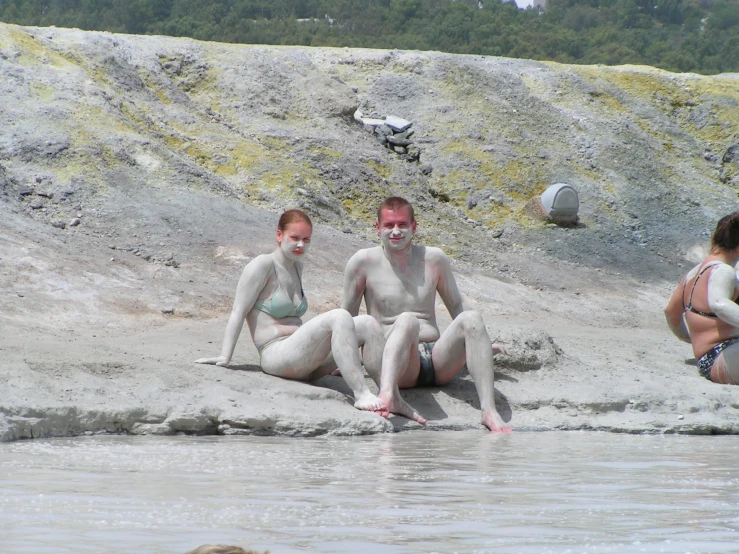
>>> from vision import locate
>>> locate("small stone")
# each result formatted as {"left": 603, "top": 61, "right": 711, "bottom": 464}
{"left": 108, "top": 244, "right": 116, "bottom": 250}
{"left": 677, "top": 415, "right": 684, "bottom": 420}
{"left": 420, "top": 164, "right": 433, "bottom": 175}
{"left": 51, "top": 220, "right": 66, "bottom": 229}
{"left": 69, "top": 218, "right": 80, "bottom": 227}
{"left": 110, "top": 257, "right": 115, "bottom": 262}
{"left": 342, "top": 228, "right": 352, "bottom": 234}
{"left": 387, "top": 135, "right": 412, "bottom": 147}
{"left": 18, "top": 187, "right": 33, "bottom": 198}
{"left": 406, "top": 146, "right": 421, "bottom": 160}
{"left": 393, "top": 146, "right": 407, "bottom": 155}
{"left": 378, "top": 125, "right": 393, "bottom": 136}
{"left": 161, "top": 307, "right": 175, "bottom": 315}
{"left": 36, "top": 191, "right": 53, "bottom": 199}
{"left": 492, "top": 230, "right": 503, "bottom": 238}
{"left": 384, "top": 115, "right": 412, "bottom": 132}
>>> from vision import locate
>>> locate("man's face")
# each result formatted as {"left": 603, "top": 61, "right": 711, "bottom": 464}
{"left": 376, "top": 206, "right": 416, "bottom": 251}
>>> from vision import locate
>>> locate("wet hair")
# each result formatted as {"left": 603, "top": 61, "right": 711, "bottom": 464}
{"left": 377, "top": 196, "right": 414, "bottom": 222}
{"left": 711, "top": 212, "right": 739, "bottom": 252}
{"left": 277, "top": 209, "right": 312, "bottom": 232}
{"left": 185, "top": 546, "right": 268, "bottom": 554}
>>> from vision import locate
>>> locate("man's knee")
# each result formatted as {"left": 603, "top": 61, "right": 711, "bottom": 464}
{"left": 354, "top": 314, "right": 382, "bottom": 334}
{"left": 457, "top": 310, "right": 488, "bottom": 338}
{"left": 395, "top": 312, "right": 420, "bottom": 337}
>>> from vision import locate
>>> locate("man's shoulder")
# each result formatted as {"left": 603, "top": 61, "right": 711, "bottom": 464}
{"left": 348, "top": 245, "right": 383, "bottom": 262}
{"left": 418, "top": 245, "right": 449, "bottom": 264}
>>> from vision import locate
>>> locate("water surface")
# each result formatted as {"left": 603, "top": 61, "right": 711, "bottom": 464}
{"left": 2, "top": 431, "right": 739, "bottom": 553}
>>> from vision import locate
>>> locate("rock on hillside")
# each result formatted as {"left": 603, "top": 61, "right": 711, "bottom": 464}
{"left": 1, "top": 22, "right": 738, "bottom": 281}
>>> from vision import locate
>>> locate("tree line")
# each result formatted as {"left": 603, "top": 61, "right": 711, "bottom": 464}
{"left": 1, "top": 0, "right": 738, "bottom": 74}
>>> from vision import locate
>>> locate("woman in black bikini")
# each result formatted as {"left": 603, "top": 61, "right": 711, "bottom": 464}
{"left": 665, "top": 212, "right": 739, "bottom": 384}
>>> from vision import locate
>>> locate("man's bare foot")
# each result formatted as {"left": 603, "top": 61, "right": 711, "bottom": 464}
{"left": 491, "top": 343, "right": 508, "bottom": 356}
{"left": 354, "top": 390, "right": 389, "bottom": 418}
{"left": 482, "top": 409, "right": 512, "bottom": 433}
{"left": 378, "top": 390, "right": 427, "bottom": 424}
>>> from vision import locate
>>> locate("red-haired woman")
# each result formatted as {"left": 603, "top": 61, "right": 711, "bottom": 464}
{"left": 665, "top": 213, "right": 739, "bottom": 384}
{"left": 196, "top": 209, "right": 386, "bottom": 413}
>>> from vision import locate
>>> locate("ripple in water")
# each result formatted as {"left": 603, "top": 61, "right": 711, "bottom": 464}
{"left": 2, "top": 431, "right": 739, "bottom": 553}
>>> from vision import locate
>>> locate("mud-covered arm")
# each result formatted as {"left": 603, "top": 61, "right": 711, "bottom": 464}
{"left": 342, "top": 251, "right": 367, "bottom": 317}
{"left": 664, "top": 276, "right": 691, "bottom": 343}
{"left": 708, "top": 264, "right": 739, "bottom": 327}
{"left": 436, "top": 251, "right": 466, "bottom": 320}
{"left": 196, "top": 256, "right": 271, "bottom": 366}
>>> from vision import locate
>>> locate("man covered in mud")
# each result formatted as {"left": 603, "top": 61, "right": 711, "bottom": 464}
{"left": 342, "top": 196, "right": 511, "bottom": 432}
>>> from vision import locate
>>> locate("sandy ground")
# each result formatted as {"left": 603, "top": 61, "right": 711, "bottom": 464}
{"left": 3, "top": 183, "right": 738, "bottom": 442}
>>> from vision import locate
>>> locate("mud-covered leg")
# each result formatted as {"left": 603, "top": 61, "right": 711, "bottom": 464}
{"left": 432, "top": 310, "right": 511, "bottom": 433}
{"left": 377, "top": 312, "right": 426, "bottom": 424}
{"left": 260, "top": 309, "right": 386, "bottom": 414}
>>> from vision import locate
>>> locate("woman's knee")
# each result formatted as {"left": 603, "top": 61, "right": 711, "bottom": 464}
{"left": 327, "top": 308, "right": 355, "bottom": 331}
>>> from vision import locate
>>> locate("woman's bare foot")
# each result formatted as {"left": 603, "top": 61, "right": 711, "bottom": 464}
{"left": 378, "top": 389, "right": 427, "bottom": 424}
{"left": 482, "top": 409, "right": 512, "bottom": 433}
{"left": 354, "top": 390, "right": 389, "bottom": 417}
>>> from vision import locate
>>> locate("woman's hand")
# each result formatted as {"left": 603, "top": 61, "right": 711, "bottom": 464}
{"left": 195, "top": 355, "right": 230, "bottom": 367}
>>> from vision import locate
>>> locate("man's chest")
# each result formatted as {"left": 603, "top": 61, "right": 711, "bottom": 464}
{"left": 364, "top": 264, "right": 437, "bottom": 307}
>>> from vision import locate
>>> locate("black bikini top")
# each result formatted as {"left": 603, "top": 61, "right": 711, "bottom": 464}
{"left": 683, "top": 262, "right": 720, "bottom": 318}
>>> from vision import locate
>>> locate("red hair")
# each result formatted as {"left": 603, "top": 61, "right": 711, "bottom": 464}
{"left": 277, "top": 209, "right": 312, "bottom": 232}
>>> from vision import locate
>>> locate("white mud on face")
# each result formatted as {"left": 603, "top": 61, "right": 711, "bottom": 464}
{"left": 2, "top": 432, "right": 739, "bottom": 554}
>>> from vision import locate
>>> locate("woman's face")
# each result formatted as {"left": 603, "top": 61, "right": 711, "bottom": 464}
{"left": 276, "top": 221, "right": 312, "bottom": 261}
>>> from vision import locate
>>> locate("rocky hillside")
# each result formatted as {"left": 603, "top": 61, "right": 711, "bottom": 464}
{"left": 2, "top": 22, "right": 738, "bottom": 283}
{"left": 5, "top": 23, "right": 739, "bottom": 440}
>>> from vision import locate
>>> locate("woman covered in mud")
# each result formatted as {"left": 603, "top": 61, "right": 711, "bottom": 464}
{"left": 665, "top": 212, "right": 739, "bottom": 384}
{"left": 196, "top": 209, "right": 387, "bottom": 415}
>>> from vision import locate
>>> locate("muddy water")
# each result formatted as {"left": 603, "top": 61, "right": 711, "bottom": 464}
{"left": 2, "top": 431, "right": 739, "bottom": 553}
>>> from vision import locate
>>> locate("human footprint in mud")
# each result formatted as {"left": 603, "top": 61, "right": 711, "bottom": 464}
{"left": 342, "top": 197, "right": 512, "bottom": 432}
{"left": 196, "top": 209, "right": 387, "bottom": 415}
{"left": 665, "top": 212, "right": 739, "bottom": 384}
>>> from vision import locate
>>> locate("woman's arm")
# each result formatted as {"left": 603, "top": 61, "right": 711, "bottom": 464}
{"left": 708, "top": 264, "right": 739, "bottom": 327}
{"left": 664, "top": 276, "right": 691, "bottom": 343}
{"left": 196, "top": 255, "right": 272, "bottom": 366}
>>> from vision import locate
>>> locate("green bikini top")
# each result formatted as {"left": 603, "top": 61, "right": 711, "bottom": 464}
{"left": 253, "top": 264, "right": 308, "bottom": 319}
